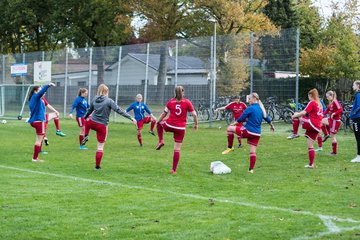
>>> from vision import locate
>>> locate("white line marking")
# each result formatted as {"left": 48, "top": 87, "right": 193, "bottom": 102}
{"left": 1, "top": 165, "right": 360, "bottom": 239}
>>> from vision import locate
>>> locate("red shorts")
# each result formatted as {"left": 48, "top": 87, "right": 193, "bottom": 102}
{"left": 31, "top": 121, "right": 46, "bottom": 135}
{"left": 76, "top": 117, "right": 86, "bottom": 127}
{"left": 160, "top": 121, "right": 186, "bottom": 143}
{"left": 136, "top": 116, "right": 152, "bottom": 130}
{"left": 235, "top": 122, "right": 243, "bottom": 128}
{"left": 86, "top": 119, "right": 108, "bottom": 143}
{"left": 301, "top": 117, "right": 320, "bottom": 141}
{"left": 328, "top": 118, "right": 341, "bottom": 134}
{"left": 235, "top": 126, "right": 260, "bottom": 146}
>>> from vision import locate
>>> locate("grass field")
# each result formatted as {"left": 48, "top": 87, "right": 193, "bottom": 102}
{"left": 1, "top": 119, "right": 360, "bottom": 239}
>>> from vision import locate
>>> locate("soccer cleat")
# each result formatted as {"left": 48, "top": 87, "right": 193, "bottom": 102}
{"left": 322, "top": 135, "right": 330, "bottom": 143}
{"left": 287, "top": 134, "right": 299, "bottom": 140}
{"left": 171, "top": 170, "right": 177, "bottom": 175}
{"left": 40, "top": 151, "right": 48, "bottom": 155}
{"left": 32, "top": 158, "right": 44, "bottom": 163}
{"left": 140, "top": 144, "right": 143, "bottom": 147}
{"left": 95, "top": 166, "right": 101, "bottom": 170}
{"left": 222, "top": 147, "right": 234, "bottom": 155}
{"left": 238, "top": 144, "right": 242, "bottom": 148}
{"left": 79, "top": 145, "right": 88, "bottom": 150}
{"left": 304, "top": 164, "right": 314, "bottom": 169}
{"left": 44, "top": 138, "right": 49, "bottom": 146}
{"left": 315, "top": 148, "right": 323, "bottom": 152}
{"left": 248, "top": 169, "right": 254, "bottom": 174}
{"left": 81, "top": 135, "right": 89, "bottom": 146}
{"left": 149, "top": 131, "right": 156, "bottom": 136}
{"left": 350, "top": 156, "right": 360, "bottom": 163}
{"left": 56, "top": 130, "right": 66, "bottom": 137}
{"left": 155, "top": 142, "right": 164, "bottom": 150}
{"left": 329, "top": 152, "right": 337, "bottom": 156}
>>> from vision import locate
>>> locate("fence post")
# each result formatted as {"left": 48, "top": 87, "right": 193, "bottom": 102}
{"left": 209, "top": 36, "right": 214, "bottom": 127}
{"left": 88, "top": 48, "right": 93, "bottom": 103}
{"left": 42, "top": 51, "right": 45, "bottom": 61}
{"left": 250, "top": 32, "right": 254, "bottom": 94}
{"left": 0, "top": 55, "right": 5, "bottom": 116}
{"left": 114, "top": 46, "right": 122, "bottom": 121}
{"left": 63, "top": 48, "right": 69, "bottom": 117}
{"left": 213, "top": 23, "right": 217, "bottom": 105}
{"left": 295, "top": 28, "right": 300, "bottom": 111}
{"left": 144, "top": 43, "right": 150, "bottom": 104}
{"left": 175, "top": 40, "right": 178, "bottom": 87}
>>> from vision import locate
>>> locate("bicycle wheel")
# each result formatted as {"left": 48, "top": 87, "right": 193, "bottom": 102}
{"left": 266, "top": 108, "right": 274, "bottom": 121}
{"left": 225, "top": 111, "right": 234, "bottom": 125}
{"left": 282, "top": 108, "right": 294, "bottom": 124}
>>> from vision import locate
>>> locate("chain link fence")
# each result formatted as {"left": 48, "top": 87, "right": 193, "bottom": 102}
{"left": 0, "top": 28, "right": 300, "bottom": 125}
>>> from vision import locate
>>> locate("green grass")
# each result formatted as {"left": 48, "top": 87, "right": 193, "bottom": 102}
{"left": 1, "top": 119, "right": 360, "bottom": 239}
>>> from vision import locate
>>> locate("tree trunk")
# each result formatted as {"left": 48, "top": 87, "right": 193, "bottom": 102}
{"left": 94, "top": 47, "right": 105, "bottom": 86}
{"left": 156, "top": 43, "right": 168, "bottom": 104}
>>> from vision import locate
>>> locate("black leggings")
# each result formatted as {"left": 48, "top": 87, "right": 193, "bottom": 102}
{"left": 352, "top": 118, "right": 360, "bottom": 155}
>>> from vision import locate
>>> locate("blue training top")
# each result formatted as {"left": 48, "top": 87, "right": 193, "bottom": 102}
{"left": 237, "top": 103, "right": 271, "bottom": 135}
{"left": 350, "top": 92, "right": 360, "bottom": 119}
{"left": 126, "top": 102, "right": 152, "bottom": 121}
{"left": 70, "top": 96, "right": 89, "bottom": 117}
{"left": 28, "top": 85, "right": 50, "bottom": 123}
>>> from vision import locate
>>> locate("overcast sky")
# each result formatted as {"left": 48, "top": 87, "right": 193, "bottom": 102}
{"left": 312, "top": 0, "right": 358, "bottom": 18}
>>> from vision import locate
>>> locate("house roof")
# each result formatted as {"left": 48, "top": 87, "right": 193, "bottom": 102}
{"left": 108, "top": 53, "right": 208, "bottom": 74}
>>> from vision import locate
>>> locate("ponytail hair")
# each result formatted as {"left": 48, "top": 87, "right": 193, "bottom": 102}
{"left": 326, "top": 90, "right": 337, "bottom": 104}
{"left": 174, "top": 86, "right": 184, "bottom": 101}
{"left": 251, "top": 92, "right": 267, "bottom": 118}
{"left": 308, "top": 88, "right": 322, "bottom": 111}
{"left": 97, "top": 84, "right": 109, "bottom": 96}
{"left": 78, "top": 88, "right": 88, "bottom": 96}
{"left": 28, "top": 86, "right": 41, "bottom": 101}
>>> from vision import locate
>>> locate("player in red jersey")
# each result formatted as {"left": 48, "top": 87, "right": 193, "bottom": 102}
{"left": 321, "top": 91, "right": 343, "bottom": 155}
{"left": 155, "top": 86, "right": 198, "bottom": 175}
{"left": 216, "top": 96, "right": 247, "bottom": 149}
{"left": 289, "top": 88, "right": 324, "bottom": 168}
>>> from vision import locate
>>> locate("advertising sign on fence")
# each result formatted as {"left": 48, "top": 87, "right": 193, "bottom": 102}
{"left": 11, "top": 64, "right": 28, "bottom": 77}
{"left": 34, "top": 61, "right": 52, "bottom": 84}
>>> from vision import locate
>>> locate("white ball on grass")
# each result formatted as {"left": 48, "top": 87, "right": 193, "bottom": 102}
{"left": 1, "top": 120, "right": 7, "bottom": 124}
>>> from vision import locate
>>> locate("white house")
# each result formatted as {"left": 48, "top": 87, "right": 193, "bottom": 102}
{"left": 105, "top": 53, "right": 210, "bottom": 86}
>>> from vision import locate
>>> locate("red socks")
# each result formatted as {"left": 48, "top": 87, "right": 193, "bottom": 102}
{"left": 172, "top": 150, "right": 180, "bottom": 172}
{"left": 317, "top": 136, "right": 322, "bottom": 148}
{"left": 54, "top": 118, "right": 60, "bottom": 131}
{"left": 249, "top": 152, "right": 256, "bottom": 170}
{"left": 150, "top": 120, "right": 156, "bottom": 132}
{"left": 33, "top": 145, "right": 41, "bottom": 159}
{"left": 227, "top": 131, "right": 234, "bottom": 148}
{"left": 137, "top": 133, "right": 143, "bottom": 145}
{"left": 293, "top": 118, "right": 300, "bottom": 134}
{"left": 157, "top": 123, "right": 164, "bottom": 143}
{"left": 321, "top": 125, "right": 329, "bottom": 136}
{"left": 79, "top": 135, "right": 84, "bottom": 145}
{"left": 308, "top": 147, "right": 315, "bottom": 166}
{"left": 332, "top": 141, "right": 337, "bottom": 154}
{"left": 96, "top": 150, "right": 103, "bottom": 168}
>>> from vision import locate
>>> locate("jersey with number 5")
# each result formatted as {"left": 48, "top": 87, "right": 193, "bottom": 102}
{"left": 164, "top": 98, "right": 195, "bottom": 129}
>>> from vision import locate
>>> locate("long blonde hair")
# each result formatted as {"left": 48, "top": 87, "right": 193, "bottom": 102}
{"left": 251, "top": 92, "right": 267, "bottom": 118}
{"left": 308, "top": 88, "right": 322, "bottom": 110}
{"left": 174, "top": 86, "right": 184, "bottom": 101}
{"left": 97, "top": 84, "right": 109, "bottom": 96}
{"left": 326, "top": 90, "right": 337, "bottom": 104}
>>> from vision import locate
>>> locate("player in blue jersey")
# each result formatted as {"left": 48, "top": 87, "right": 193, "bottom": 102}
{"left": 350, "top": 80, "right": 360, "bottom": 162}
{"left": 27, "top": 82, "right": 55, "bottom": 162}
{"left": 222, "top": 92, "right": 275, "bottom": 173}
{"left": 69, "top": 88, "right": 89, "bottom": 149}
{"left": 126, "top": 94, "right": 156, "bottom": 146}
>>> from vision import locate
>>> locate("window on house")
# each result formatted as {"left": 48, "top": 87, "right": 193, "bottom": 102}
{"left": 78, "top": 81, "right": 86, "bottom": 87}
{"left": 166, "top": 76, "right": 172, "bottom": 85}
